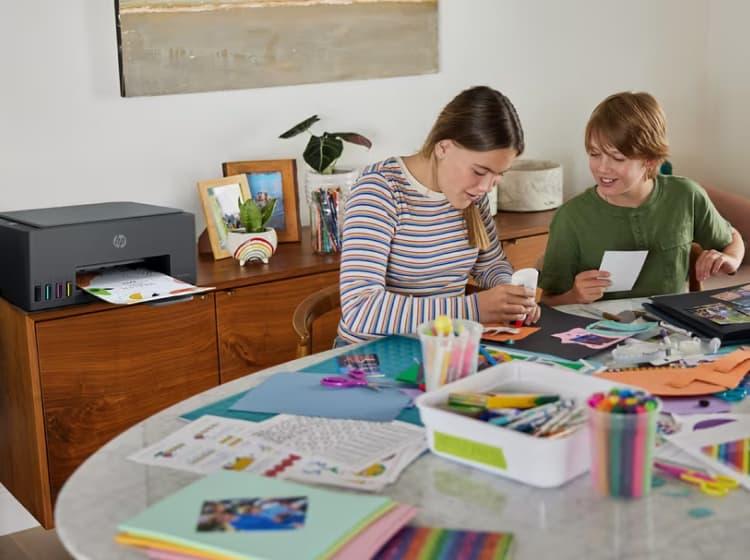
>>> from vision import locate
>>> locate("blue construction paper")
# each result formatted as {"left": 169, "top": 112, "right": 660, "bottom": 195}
{"left": 228, "top": 372, "right": 412, "bottom": 422}
{"left": 180, "top": 389, "right": 422, "bottom": 425}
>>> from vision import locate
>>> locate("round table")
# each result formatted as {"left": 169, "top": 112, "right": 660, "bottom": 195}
{"left": 55, "top": 346, "right": 750, "bottom": 560}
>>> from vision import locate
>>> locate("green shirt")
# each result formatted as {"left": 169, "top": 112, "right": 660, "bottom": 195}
{"left": 539, "top": 175, "right": 733, "bottom": 299}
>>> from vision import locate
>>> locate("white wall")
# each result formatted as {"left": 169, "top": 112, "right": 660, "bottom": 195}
{"left": 0, "top": 0, "right": 713, "bottom": 235}
{"left": 701, "top": 2, "right": 750, "bottom": 196}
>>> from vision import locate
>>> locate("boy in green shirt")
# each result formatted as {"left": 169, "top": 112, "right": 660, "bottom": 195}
{"left": 540, "top": 92, "right": 744, "bottom": 304}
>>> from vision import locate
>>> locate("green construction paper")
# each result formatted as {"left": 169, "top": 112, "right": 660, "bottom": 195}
{"left": 118, "top": 471, "right": 394, "bottom": 560}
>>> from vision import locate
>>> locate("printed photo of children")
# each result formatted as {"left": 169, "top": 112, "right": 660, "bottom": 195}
{"left": 196, "top": 496, "right": 308, "bottom": 532}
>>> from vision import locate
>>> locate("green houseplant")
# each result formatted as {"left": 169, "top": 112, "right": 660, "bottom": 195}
{"left": 279, "top": 115, "right": 372, "bottom": 174}
{"left": 279, "top": 115, "right": 373, "bottom": 254}
{"left": 226, "top": 197, "right": 279, "bottom": 266}
{"left": 237, "top": 197, "right": 277, "bottom": 233}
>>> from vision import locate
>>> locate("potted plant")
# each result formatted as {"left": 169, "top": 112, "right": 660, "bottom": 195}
{"left": 280, "top": 115, "right": 372, "bottom": 254}
{"left": 225, "top": 197, "right": 279, "bottom": 265}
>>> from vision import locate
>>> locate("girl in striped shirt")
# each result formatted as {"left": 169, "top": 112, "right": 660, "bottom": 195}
{"left": 337, "top": 86, "right": 540, "bottom": 344}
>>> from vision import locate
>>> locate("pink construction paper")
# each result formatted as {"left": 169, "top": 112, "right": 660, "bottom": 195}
{"left": 331, "top": 504, "right": 417, "bottom": 560}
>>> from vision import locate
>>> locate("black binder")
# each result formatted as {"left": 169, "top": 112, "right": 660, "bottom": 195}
{"left": 645, "top": 283, "right": 750, "bottom": 344}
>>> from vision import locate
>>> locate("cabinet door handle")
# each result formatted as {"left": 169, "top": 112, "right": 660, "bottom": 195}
{"left": 147, "top": 295, "right": 195, "bottom": 307}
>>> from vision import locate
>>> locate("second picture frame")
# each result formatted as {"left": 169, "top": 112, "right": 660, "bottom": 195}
{"left": 222, "top": 159, "right": 301, "bottom": 243}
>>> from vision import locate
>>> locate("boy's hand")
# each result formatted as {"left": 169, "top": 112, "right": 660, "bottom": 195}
{"left": 571, "top": 270, "right": 611, "bottom": 303}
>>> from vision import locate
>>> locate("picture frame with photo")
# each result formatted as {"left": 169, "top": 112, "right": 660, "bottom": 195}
{"left": 222, "top": 159, "right": 301, "bottom": 243}
{"left": 197, "top": 174, "right": 252, "bottom": 260}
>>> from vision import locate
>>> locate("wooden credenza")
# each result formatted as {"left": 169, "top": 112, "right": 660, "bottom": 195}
{"left": 0, "top": 211, "right": 553, "bottom": 528}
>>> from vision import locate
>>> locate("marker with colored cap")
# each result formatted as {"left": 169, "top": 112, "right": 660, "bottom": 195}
{"left": 485, "top": 393, "right": 559, "bottom": 409}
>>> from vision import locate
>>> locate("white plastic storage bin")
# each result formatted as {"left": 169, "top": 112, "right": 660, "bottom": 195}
{"left": 415, "top": 361, "right": 632, "bottom": 488}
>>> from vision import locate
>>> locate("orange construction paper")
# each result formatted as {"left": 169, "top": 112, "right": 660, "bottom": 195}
{"left": 596, "top": 349, "right": 750, "bottom": 396}
{"left": 482, "top": 326, "right": 540, "bottom": 342}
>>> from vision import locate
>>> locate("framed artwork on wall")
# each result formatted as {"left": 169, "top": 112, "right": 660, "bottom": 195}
{"left": 197, "top": 174, "right": 251, "bottom": 260}
{"left": 115, "top": 0, "right": 438, "bottom": 96}
{"left": 222, "top": 159, "right": 301, "bottom": 243}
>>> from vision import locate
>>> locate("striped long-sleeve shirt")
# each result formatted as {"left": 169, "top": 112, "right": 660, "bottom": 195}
{"left": 337, "top": 157, "right": 514, "bottom": 344}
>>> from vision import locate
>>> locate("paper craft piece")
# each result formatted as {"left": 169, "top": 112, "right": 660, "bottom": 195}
{"left": 666, "top": 413, "right": 750, "bottom": 489}
{"left": 228, "top": 372, "right": 411, "bottom": 423}
{"left": 599, "top": 250, "right": 648, "bottom": 292}
{"left": 597, "top": 349, "right": 750, "bottom": 396}
{"left": 688, "top": 302, "right": 750, "bottom": 325}
{"left": 491, "top": 305, "right": 603, "bottom": 361}
{"left": 274, "top": 442, "right": 427, "bottom": 492}
{"left": 660, "top": 396, "right": 731, "bottom": 415}
{"left": 337, "top": 354, "right": 381, "bottom": 375}
{"left": 552, "top": 327, "right": 629, "bottom": 349}
{"left": 128, "top": 415, "right": 284, "bottom": 474}
{"left": 482, "top": 325, "right": 540, "bottom": 342}
{"left": 373, "top": 526, "right": 514, "bottom": 560}
{"left": 701, "top": 438, "right": 750, "bottom": 476}
{"left": 116, "top": 471, "right": 398, "bottom": 560}
{"left": 77, "top": 267, "right": 212, "bottom": 305}
{"left": 713, "top": 284, "right": 750, "bottom": 302}
{"left": 245, "top": 414, "right": 425, "bottom": 471}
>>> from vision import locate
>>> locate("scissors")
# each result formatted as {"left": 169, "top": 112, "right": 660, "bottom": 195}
{"left": 654, "top": 461, "right": 739, "bottom": 496}
{"left": 320, "top": 369, "right": 381, "bottom": 391}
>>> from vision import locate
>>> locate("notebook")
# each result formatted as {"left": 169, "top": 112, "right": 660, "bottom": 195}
{"left": 116, "top": 471, "right": 402, "bottom": 560}
{"left": 647, "top": 283, "right": 750, "bottom": 343}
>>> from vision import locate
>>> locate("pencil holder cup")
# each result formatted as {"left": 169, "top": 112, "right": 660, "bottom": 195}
{"left": 587, "top": 390, "right": 661, "bottom": 498}
{"left": 305, "top": 168, "right": 358, "bottom": 254}
{"left": 417, "top": 318, "right": 482, "bottom": 392}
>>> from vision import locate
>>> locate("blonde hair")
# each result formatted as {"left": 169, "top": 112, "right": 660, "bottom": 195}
{"left": 421, "top": 86, "right": 524, "bottom": 250}
{"left": 585, "top": 91, "right": 670, "bottom": 179}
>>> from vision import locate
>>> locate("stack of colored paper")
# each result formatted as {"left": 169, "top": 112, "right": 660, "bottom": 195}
{"left": 115, "top": 471, "right": 417, "bottom": 560}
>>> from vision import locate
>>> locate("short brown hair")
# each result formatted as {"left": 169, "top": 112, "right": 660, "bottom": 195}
{"left": 585, "top": 92, "right": 669, "bottom": 179}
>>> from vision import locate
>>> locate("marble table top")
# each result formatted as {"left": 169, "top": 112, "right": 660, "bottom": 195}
{"left": 55, "top": 343, "right": 750, "bottom": 560}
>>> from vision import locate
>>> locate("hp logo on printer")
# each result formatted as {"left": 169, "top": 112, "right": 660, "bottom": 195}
{"left": 113, "top": 234, "right": 128, "bottom": 249}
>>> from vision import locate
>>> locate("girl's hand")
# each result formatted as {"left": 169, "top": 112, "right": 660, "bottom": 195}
{"left": 524, "top": 303, "right": 541, "bottom": 325}
{"left": 477, "top": 284, "right": 536, "bottom": 324}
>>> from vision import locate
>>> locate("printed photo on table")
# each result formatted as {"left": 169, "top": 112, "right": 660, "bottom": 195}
{"left": 196, "top": 496, "right": 308, "bottom": 532}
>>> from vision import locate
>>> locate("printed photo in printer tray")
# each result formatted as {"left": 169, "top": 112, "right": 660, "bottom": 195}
{"left": 196, "top": 496, "right": 308, "bottom": 532}
{"left": 688, "top": 303, "right": 750, "bottom": 325}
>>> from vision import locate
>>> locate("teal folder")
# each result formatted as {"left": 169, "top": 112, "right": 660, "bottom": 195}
{"left": 182, "top": 335, "right": 423, "bottom": 426}
{"left": 118, "top": 471, "right": 395, "bottom": 560}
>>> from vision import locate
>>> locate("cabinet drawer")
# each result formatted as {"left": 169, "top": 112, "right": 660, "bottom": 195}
{"left": 37, "top": 294, "right": 219, "bottom": 500}
{"left": 215, "top": 271, "right": 339, "bottom": 383}
{"left": 502, "top": 234, "right": 549, "bottom": 271}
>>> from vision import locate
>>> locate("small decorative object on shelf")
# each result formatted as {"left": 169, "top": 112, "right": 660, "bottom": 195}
{"left": 226, "top": 197, "right": 279, "bottom": 265}
{"left": 280, "top": 115, "right": 372, "bottom": 254}
{"left": 498, "top": 160, "right": 563, "bottom": 212}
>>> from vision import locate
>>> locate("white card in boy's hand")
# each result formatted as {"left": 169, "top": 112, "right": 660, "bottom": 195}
{"left": 599, "top": 250, "right": 648, "bottom": 292}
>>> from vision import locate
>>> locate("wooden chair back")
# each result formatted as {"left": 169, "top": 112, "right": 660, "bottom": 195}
{"left": 292, "top": 284, "right": 341, "bottom": 358}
